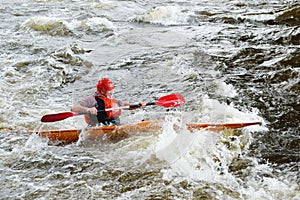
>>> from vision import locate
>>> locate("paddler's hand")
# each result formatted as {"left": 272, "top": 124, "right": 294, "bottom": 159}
{"left": 139, "top": 102, "right": 146, "bottom": 108}
{"left": 87, "top": 107, "right": 98, "bottom": 115}
{"left": 129, "top": 102, "right": 146, "bottom": 110}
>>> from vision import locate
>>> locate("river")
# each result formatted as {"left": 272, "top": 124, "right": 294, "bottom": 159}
{"left": 0, "top": 0, "right": 299, "bottom": 199}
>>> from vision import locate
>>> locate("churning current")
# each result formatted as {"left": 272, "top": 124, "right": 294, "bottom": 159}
{"left": 0, "top": 0, "right": 299, "bottom": 199}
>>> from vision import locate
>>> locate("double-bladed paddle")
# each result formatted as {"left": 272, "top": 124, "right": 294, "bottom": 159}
{"left": 41, "top": 93, "right": 185, "bottom": 123}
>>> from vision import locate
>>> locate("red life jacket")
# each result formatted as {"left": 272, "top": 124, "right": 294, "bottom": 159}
{"left": 97, "top": 96, "right": 121, "bottom": 118}
{"left": 84, "top": 95, "right": 121, "bottom": 126}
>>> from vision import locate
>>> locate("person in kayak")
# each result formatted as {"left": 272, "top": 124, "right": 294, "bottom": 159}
{"left": 71, "top": 78, "right": 146, "bottom": 126}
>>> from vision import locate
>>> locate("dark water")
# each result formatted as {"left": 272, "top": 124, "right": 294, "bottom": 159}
{"left": 0, "top": 0, "right": 299, "bottom": 199}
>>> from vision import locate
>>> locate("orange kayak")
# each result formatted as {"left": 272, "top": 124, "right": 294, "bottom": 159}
{"left": 28, "top": 120, "right": 262, "bottom": 142}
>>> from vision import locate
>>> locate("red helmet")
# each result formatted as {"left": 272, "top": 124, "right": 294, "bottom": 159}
{"left": 96, "top": 78, "right": 114, "bottom": 92}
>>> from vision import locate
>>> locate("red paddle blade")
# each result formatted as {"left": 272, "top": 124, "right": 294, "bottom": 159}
{"left": 156, "top": 94, "right": 186, "bottom": 107}
{"left": 41, "top": 112, "right": 79, "bottom": 122}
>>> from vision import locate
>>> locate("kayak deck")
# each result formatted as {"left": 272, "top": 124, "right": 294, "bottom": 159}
{"left": 28, "top": 120, "right": 262, "bottom": 142}
{"left": 30, "top": 120, "right": 162, "bottom": 142}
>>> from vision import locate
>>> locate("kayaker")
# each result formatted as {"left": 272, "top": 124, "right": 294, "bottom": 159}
{"left": 71, "top": 78, "right": 146, "bottom": 126}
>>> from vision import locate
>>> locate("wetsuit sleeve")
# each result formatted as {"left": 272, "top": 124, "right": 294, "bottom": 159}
{"left": 78, "top": 96, "right": 97, "bottom": 108}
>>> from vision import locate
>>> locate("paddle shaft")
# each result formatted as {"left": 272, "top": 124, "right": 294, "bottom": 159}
{"left": 41, "top": 103, "right": 159, "bottom": 122}
{"left": 78, "top": 102, "right": 155, "bottom": 113}
{"left": 41, "top": 94, "right": 185, "bottom": 122}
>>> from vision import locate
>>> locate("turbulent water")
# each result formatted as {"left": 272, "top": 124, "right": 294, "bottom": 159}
{"left": 0, "top": 0, "right": 299, "bottom": 199}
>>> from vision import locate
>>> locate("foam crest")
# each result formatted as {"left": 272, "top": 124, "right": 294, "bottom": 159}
{"left": 197, "top": 95, "right": 266, "bottom": 125}
{"left": 72, "top": 17, "right": 116, "bottom": 32}
{"left": 20, "top": 16, "right": 72, "bottom": 36}
{"left": 20, "top": 16, "right": 116, "bottom": 36}
{"left": 132, "top": 6, "right": 190, "bottom": 25}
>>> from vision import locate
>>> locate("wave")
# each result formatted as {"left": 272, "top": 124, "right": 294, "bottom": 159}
{"left": 130, "top": 6, "right": 190, "bottom": 26}
{"left": 20, "top": 16, "right": 116, "bottom": 36}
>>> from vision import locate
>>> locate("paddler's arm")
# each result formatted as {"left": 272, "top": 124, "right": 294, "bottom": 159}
{"left": 71, "top": 96, "right": 98, "bottom": 115}
{"left": 71, "top": 103, "right": 98, "bottom": 115}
